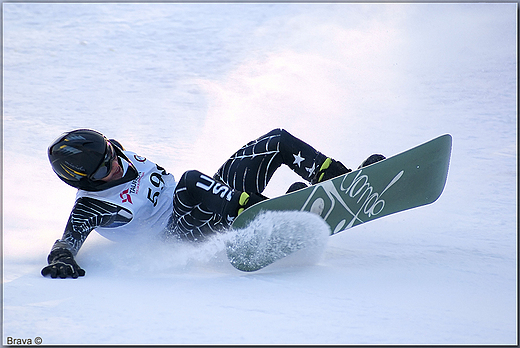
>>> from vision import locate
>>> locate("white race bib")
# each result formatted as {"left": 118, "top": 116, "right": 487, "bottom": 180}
{"left": 76, "top": 151, "right": 176, "bottom": 241}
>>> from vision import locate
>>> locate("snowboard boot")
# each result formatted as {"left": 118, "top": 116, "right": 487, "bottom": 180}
{"left": 310, "top": 157, "right": 351, "bottom": 185}
{"left": 237, "top": 192, "right": 267, "bottom": 215}
{"left": 286, "top": 181, "right": 308, "bottom": 194}
{"left": 358, "top": 154, "right": 386, "bottom": 169}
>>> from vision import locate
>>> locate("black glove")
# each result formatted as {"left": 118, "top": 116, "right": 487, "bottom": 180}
{"left": 41, "top": 248, "right": 85, "bottom": 279}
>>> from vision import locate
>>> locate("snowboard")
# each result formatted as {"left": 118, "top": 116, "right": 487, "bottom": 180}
{"left": 226, "top": 134, "right": 452, "bottom": 272}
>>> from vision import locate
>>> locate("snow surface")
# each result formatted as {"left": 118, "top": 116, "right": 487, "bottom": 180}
{"left": 2, "top": 2, "right": 517, "bottom": 345}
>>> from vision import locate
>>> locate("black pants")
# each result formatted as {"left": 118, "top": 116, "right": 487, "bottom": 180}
{"left": 166, "top": 129, "right": 327, "bottom": 241}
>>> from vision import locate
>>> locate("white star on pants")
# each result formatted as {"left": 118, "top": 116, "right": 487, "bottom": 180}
{"left": 306, "top": 162, "right": 316, "bottom": 177}
{"left": 293, "top": 151, "right": 305, "bottom": 167}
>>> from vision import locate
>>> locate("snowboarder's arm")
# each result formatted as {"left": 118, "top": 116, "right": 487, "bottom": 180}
{"left": 41, "top": 196, "right": 129, "bottom": 278}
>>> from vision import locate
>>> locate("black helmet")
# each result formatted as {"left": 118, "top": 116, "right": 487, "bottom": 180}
{"left": 48, "top": 129, "right": 135, "bottom": 191}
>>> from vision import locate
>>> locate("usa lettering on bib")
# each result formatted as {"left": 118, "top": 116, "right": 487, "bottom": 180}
{"left": 76, "top": 151, "right": 176, "bottom": 241}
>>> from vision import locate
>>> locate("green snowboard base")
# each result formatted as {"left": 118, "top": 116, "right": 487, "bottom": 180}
{"left": 227, "top": 134, "right": 452, "bottom": 272}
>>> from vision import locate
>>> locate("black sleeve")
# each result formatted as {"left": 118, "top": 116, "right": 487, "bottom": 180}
{"left": 49, "top": 197, "right": 133, "bottom": 257}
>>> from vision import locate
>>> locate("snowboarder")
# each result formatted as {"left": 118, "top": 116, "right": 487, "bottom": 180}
{"left": 42, "top": 128, "right": 384, "bottom": 279}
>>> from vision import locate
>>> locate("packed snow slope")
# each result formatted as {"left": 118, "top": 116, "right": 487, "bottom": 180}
{"left": 2, "top": 3, "right": 517, "bottom": 345}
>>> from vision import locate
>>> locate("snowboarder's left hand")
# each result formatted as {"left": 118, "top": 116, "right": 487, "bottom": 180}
{"left": 41, "top": 248, "right": 85, "bottom": 279}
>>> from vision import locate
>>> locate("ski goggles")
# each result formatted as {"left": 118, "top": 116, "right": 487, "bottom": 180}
{"left": 90, "top": 141, "right": 117, "bottom": 181}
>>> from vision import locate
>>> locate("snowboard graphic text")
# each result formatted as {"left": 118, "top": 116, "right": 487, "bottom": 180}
{"left": 301, "top": 169, "right": 404, "bottom": 234}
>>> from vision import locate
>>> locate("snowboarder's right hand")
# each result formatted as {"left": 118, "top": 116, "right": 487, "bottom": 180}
{"left": 41, "top": 248, "right": 85, "bottom": 279}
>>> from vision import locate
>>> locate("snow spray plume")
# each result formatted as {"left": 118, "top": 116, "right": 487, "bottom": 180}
{"left": 226, "top": 211, "right": 331, "bottom": 271}
{"left": 81, "top": 211, "right": 330, "bottom": 275}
